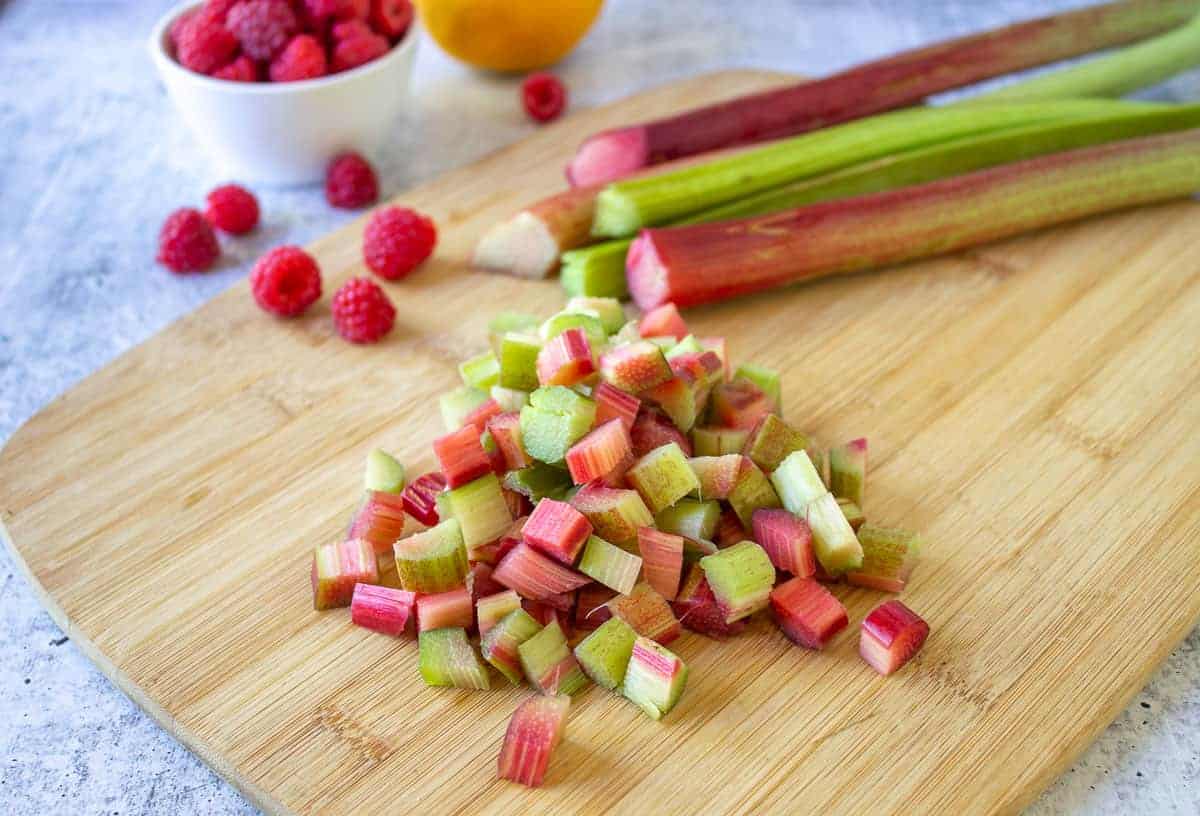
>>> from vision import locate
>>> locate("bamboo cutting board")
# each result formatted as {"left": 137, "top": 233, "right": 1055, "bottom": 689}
{"left": 3, "top": 70, "right": 1200, "bottom": 816}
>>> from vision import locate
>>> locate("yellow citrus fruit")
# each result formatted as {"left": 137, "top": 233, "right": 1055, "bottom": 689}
{"left": 416, "top": 0, "right": 604, "bottom": 73}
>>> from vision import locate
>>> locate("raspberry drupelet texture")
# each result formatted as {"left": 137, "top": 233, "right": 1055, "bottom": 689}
{"left": 157, "top": 208, "right": 220, "bottom": 273}
{"left": 522, "top": 73, "right": 568, "bottom": 123}
{"left": 226, "top": 0, "right": 299, "bottom": 61}
{"left": 363, "top": 206, "right": 436, "bottom": 280}
{"left": 370, "top": 0, "right": 413, "bottom": 39}
{"left": 250, "top": 246, "right": 323, "bottom": 317}
{"left": 270, "top": 34, "right": 328, "bottom": 81}
{"left": 175, "top": 12, "right": 239, "bottom": 74}
{"left": 332, "top": 277, "right": 396, "bottom": 343}
{"left": 325, "top": 152, "right": 379, "bottom": 209}
{"left": 212, "top": 54, "right": 259, "bottom": 82}
{"left": 205, "top": 184, "right": 260, "bottom": 235}
{"left": 332, "top": 31, "right": 389, "bottom": 72}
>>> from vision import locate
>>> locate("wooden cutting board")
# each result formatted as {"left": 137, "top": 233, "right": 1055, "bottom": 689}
{"left": 3, "top": 70, "right": 1200, "bottom": 816}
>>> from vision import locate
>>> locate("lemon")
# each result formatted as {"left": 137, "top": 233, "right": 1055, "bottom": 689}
{"left": 417, "top": 0, "right": 603, "bottom": 73}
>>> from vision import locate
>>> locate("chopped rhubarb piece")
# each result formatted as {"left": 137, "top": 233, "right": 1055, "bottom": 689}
{"left": 539, "top": 310, "right": 607, "bottom": 349}
{"left": 418, "top": 627, "right": 490, "bottom": 689}
{"left": 469, "top": 563, "right": 507, "bottom": 603}
{"left": 805, "top": 492, "right": 864, "bottom": 576}
{"left": 770, "top": 450, "right": 827, "bottom": 514}
{"left": 596, "top": 449, "right": 635, "bottom": 488}
{"left": 347, "top": 490, "right": 409, "bottom": 559}
{"left": 829, "top": 437, "right": 868, "bottom": 507}
{"left": 637, "top": 527, "right": 684, "bottom": 600}
{"left": 728, "top": 456, "right": 782, "bottom": 527}
{"left": 688, "top": 454, "right": 742, "bottom": 500}
{"left": 504, "top": 462, "right": 572, "bottom": 502}
{"left": 493, "top": 542, "right": 592, "bottom": 601}
{"left": 499, "top": 332, "right": 543, "bottom": 391}
{"left": 771, "top": 576, "right": 848, "bottom": 649}
{"left": 654, "top": 499, "right": 720, "bottom": 542}
{"left": 536, "top": 327, "right": 596, "bottom": 386}
{"left": 364, "top": 449, "right": 406, "bottom": 494}
{"left": 626, "top": 442, "right": 701, "bottom": 513}
{"left": 743, "top": 414, "right": 809, "bottom": 473}
{"left": 578, "top": 535, "right": 643, "bottom": 595}
{"left": 518, "top": 619, "right": 590, "bottom": 695}
{"left": 489, "top": 312, "right": 540, "bottom": 350}
{"left": 640, "top": 375, "right": 704, "bottom": 433}
{"left": 566, "top": 295, "right": 626, "bottom": 332}
{"left": 845, "top": 524, "right": 921, "bottom": 592}
{"left": 575, "top": 583, "right": 617, "bottom": 630}
{"left": 630, "top": 407, "right": 692, "bottom": 457}
{"left": 491, "top": 385, "right": 530, "bottom": 413}
{"left": 497, "top": 694, "right": 570, "bottom": 788}
{"left": 487, "top": 412, "right": 531, "bottom": 470}
{"left": 417, "top": 586, "right": 474, "bottom": 632}
{"left": 573, "top": 617, "right": 637, "bottom": 690}
{"left": 709, "top": 379, "right": 774, "bottom": 430}
{"left": 434, "top": 425, "right": 493, "bottom": 489}
{"left": 459, "top": 349, "right": 502, "bottom": 390}
{"left": 837, "top": 497, "right": 866, "bottom": 531}
{"left": 691, "top": 425, "right": 749, "bottom": 456}
{"left": 445, "top": 473, "right": 513, "bottom": 561}
{"left": 440, "top": 385, "right": 490, "bottom": 431}
{"left": 671, "top": 563, "right": 747, "bottom": 639}
{"left": 752, "top": 508, "right": 816, "bottom": 577}
{"left": 393, "top": 519, "right": 468, "bottom": 593}
{"left": 520, "top": 386, "right": 597, "bottom": 465}
{"left": 350, "top": 583, "right": 415, "bottom": 636}
{"left": 664, "top": 334, "right": 702, "bottom": 360}
{"left": 523, "top": 498, "right": 593, "bottom": 565}
{"left": 402, "top": 471, "right": 447, "bottom": 526}
{"left": 599, "top": 341, "right": 673, "bottom": 393}
{"left": 622, "top": 636, "right": 688, "bottom": 720}
{"left": 462, "top": 398, "right": 504, "bottom": 434}
{"left": 312, "top": 539, "right": 378, "bottom": 610}
{"left": 681, "top": 536, "right": 718, "bottom": 563}
{"left": 638, "top": 302, "right": 688, "bottom": 341}
{"left": 860, "top": 599, "right": 930, "bottom": 676}
{"left": 608, "top": 582, "right": 681, "bottom": 644}
{"left": 481, "top": 608, "right": 542, "bottom": 683}
{"left": 566, "top": 419, "right": 633, "bottom": 485}
{"left": 734, "top": 364, "right": 781, "bottom": 410}
{"left": 570, "top": 483, "right": 654, "bottom": 549}
{"left": 715, "top": 506, "right": 749, "bottom": 548}
{"left": 524, "top": 595, "right": 575, "bottom": 629}
{"left": 502, "top": 487, "right": 532, "bottom": 520}
{"left": 699, "top": 541, "right": 774, "bottom": 623}
{"left": 475, "top": 590, "right": 523, "bottom": 633}
{"left": 592, "top": 382, "right": 641, "bottom": 431}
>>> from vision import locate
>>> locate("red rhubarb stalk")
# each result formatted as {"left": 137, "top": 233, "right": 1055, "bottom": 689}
{"left": 627, "top": 127, "right": 1200, "bottom": 310}
{"left": 565, "top": 0, "right": 1200, "bottom": 186}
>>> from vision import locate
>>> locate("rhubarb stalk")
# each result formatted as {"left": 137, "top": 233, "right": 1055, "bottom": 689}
{"left": 565, "top": 0, "right": 1199, "bottom": 186}
{"left": 627, "top": 127, "right": 1200, "bottom": 310}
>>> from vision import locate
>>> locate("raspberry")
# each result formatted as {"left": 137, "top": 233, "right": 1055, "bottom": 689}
{"left": 205, "top": 184, "right": 260, "bottom": 234}
{"left": 339, "top": 0, "right": 370, "bottom": 20}
{"left": 363, "top": 206, "right": 436, "bottom": 280}
{"left": 522, "top": 73, "right": 567, "bottom": 123}
{"left": 331, "top": 31, "right": 389, "bottom": 72}
{"left": 331, "top": 18, "right": 371, "bottom": 41}
{"left": 269, "top": 34, "right": 327, "bottom": 82}
{"left": 212, "top": 54, "right": 258, "bottom": 82}
{"left": 331, "top": 277, "right": 396, "bottom": 343}
{"left": 226, "top": 0, "right": 298, "bottom": 61}
{"left": 203, "top": 0, "right": 241, "bottom": 22}
{"left": 157, "top": 208, "right": 220, "bottom": 274}
{"left": 175, "top": 13, "right": 239, "bottom": 74}
{"left": 325, "top": 152, "right": 379, "bottom": 209}
{"left": 168, "top": 9, "right": 199, "bottom": 53}
{"left": 369, "top": 0, "right": 413, "bottom": 39}
{"left": 250, "top": 246, "right": 322, "bottom": 317}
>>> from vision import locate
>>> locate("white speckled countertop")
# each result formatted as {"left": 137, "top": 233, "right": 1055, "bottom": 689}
{"left": 1, "top": 1, "right": 1197, "bottom": 813}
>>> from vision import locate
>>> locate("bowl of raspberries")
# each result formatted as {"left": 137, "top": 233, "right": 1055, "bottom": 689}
{"left": 151, "top": 0, "right": 417, "bottom": 185}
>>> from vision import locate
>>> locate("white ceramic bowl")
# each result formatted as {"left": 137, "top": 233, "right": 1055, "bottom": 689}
{"left": 149, "top": 2, "right": 417, "bottom": 186}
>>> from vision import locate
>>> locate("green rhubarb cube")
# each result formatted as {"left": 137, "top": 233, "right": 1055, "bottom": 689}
{"left": 626, "top": 442, "right": 701, "bottom": 513}
{"left": 728, "top": 458, "right": 781, "bottom": 527}
{"left": 664, "top": 334, "right": 703, "bottom": 360}
{"left": 419, "top": 627, "right": 490, "bottom": 690}
{"left": 807, "top": 491, "right": 863, "bottom": 575}
{"left": 743, "top": 414, "right": 809, "bottom": 473}
{"left": 770, "top": 450, "right": 827, "bottom": 514}
{"left": 364, "top": 449, "right": 405, "bottom": 494}
{"left": 393, "top": 519, "right": 468, "bottom": 593}
{"left": 488, "top": 312, "right": 539, "bottom": 353}
{"left": 699, "top": 541, "right": 774, "bottom": 622}
{"left": 654, "top": 499, "right": 720, "bottom": 541}
{"left": 439, "top": 385, "right": 489, "bottom": 431}
{"left": 621, "top": 636, "right": 688, "bottom": 720}
{"left": 539, "top": 310, "right": 607, "bottom": 350}
{"left": 734, "top": 363, "right": 781, "bottom": 409}
{"left": 503, "top": 462, "right": 573, "bottom": 502}
{"left": 520, "top": 386, "right": 597, "bottom": 465}
{"left": 459, "top": 350, "right": 501, "bottom": 390}
{"left": 499, "top": 332, "right": 543, "bottom": 391}
{"left": 519, "top": 619, "right": 590, "bottom": 696}
{"left": 445, "top": 473, "right": 512, "bottom": 560}
{"left": 566, "top": 296, "right": 626, "bottom": 334}
{"left": 574, "top": 617, "right": 637, "bottom": 690}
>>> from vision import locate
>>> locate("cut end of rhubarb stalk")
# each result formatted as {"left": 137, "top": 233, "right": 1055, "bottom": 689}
{"left": 481, "top": 607, "right": 543, "bottom": 684}
{"left": 476, "top": 589, "right": 523, "bottom": 638}
{"left": 350, "top": 583, "right": 415, "bottom": 636}
{"left": 752, "top": 508, "right": 816, "bottom": 577}
{"left": 770, "top": 576, "right": 848, "bottom": 650}
{"left": 393, "top": 519, "right": 469, "bottom": 594}
{"left": 570, "top": 483, "right": 655, "bottom": 548}
{"left": 402, "top": 471, "right": 448, "bottom": 527}
{"left": 418, "top": 627, "right": 490, "bottom": 690}
{"left": 364, "top": 449, "right": 406, "bottom": 494}
{"left": 497, "top": 694, "right": 570, "bottom": 788}
{"left": 698, "top": 540, "right": 775, "bottom": 623}
{"left": 519, "top": 619, "right": 590, "bottom": 696}
{"left": 473, "top": 211, "right": 563, "bottom": 279}
{"left": 445, "top": 473, "right": 513, "bottom": 561}
{"left": 578, "top": 535, "right": 643, "bottom": 595}
{"left": 312, "top": 539, "right": 379, "bottom": 611}
{"left": 845, "top": 523, "right": 921, "bottom": 593}
{"left": 626, "top": 442, "right": 701, "bottom": 513}
{"left": 608, "top": 582, "right": 682, "bottom": 644}
{"left": 621, "top": 636, "right": 689, "bottom": 720}
{"left": 600, "top": 340, "right": 673, "bottom": 393}
{"left": 625, "top": 232, "right": 669, "bottom": 311}
{"left": 573, "top": 616, "right": 638, "bottom": 690}
{"left": 860, "top": 599, "right": 929, "bottom": 675}
{"left": 672, "top": 563, "right": 747, "bottom": 639}
{"left": 566, "top": 128, "right": 649, "bottom": 187}
{"left": 417, "top": 586, "right": 474, "bottom": 632}
{"left": 524, "top": 498, "right": 593, "bottom": 565}
{"left": 566, "top": 419, "right": 633, "bottom": 485}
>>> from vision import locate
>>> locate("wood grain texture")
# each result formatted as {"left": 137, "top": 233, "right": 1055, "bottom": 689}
{"left": 3, "top": 70, "right": 1199, "bottom": 816}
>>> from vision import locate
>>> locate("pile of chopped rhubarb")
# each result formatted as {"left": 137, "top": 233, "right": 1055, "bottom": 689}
{"left": 311, "top": 297, "right": 930, "bottom": 787}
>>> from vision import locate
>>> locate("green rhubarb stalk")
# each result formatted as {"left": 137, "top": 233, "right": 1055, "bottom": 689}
{"left": 969, "top": 13, "right": 1200, "bottom": 104}
{"left": 591, "top": 99, "right": 1141, "bottom": 237}
{"left": 628, "top": 126, "right": 1200, "bottom": 310}
{"left": 564, "top": 100, "right": 1200, "bottom": 292}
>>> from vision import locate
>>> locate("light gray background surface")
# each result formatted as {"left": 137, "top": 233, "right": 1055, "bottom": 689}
{"left": 1, "top": 1, "right": 1197, "bottom": 813}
